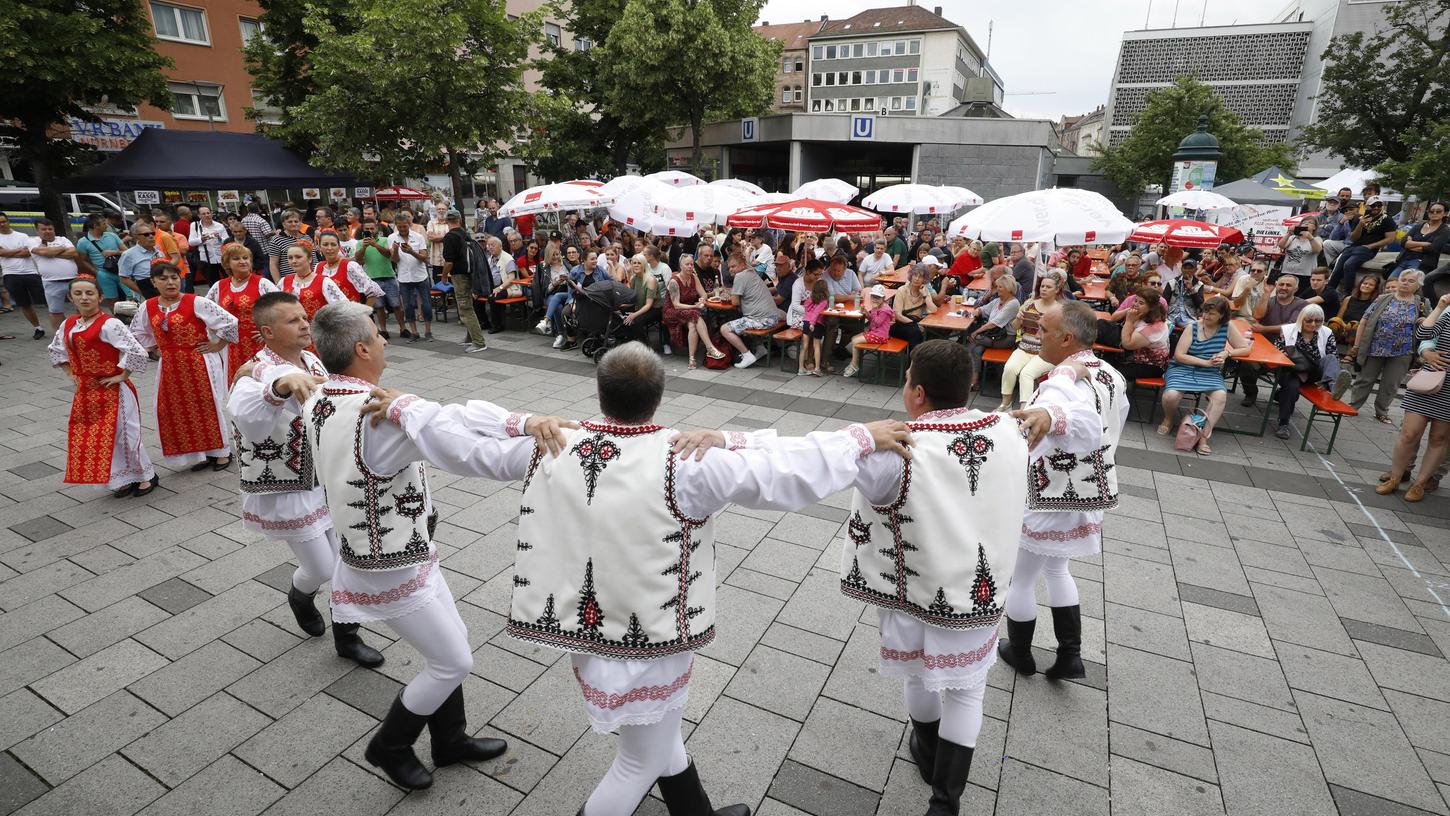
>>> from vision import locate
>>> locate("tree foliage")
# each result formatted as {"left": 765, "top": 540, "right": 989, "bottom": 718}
{"left": 0, "top": 0, "right": 172, "bottom": 234}
{"left": 1299, "top": 0, "right": 1450, "bottom": 199}
{"left": 1091, "top": 76, "right": 1297, "bottom": 197}
{"left": 601, "top": 0, "right": 779, "bottom": 173}
{"left": 242, "top": 0, "right": 361, "bottom": 156}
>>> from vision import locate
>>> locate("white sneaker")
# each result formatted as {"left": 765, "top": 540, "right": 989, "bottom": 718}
{"left": 464, "top": 342, "right": 487, "bottom": 353}
{"left": 662, "top": 344, "right": 673, "bottom": 355}
{"left": 842, "top": 363, "right": 859, "bottom": 378}
{"left": 535, "top": 319, "right": 550, "bottom": 335}
{"left": 733, "top": 351, "right": 758, "bottom": 369}
{"left": 552, "top": 334, "right": 565, "bottom": 349}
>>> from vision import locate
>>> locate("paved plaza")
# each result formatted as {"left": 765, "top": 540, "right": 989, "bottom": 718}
{"left": 2, "top": 309, "right": 1449, "bottom": 816}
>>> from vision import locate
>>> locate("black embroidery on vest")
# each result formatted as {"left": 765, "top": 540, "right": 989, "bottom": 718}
{"left": 622, "top": 614, "right": 650, "bottom": 647}
{"left": 929, "top": 587, "right": 955, "bottom": 616}
{"left": 310, "top": 395, "right": 335, "bottom": 438}
{"left": 335, "top": 414, "right": 431, "bottom": 571}
{"left": 569, "top": 432, "right": 622, "bottom": 505}
{"left": 576, "top": 559, "right": 605, "bottom": 638}
{"left": 946, "top": 429, "right": 994, "bottom": 494}
{"left": 969, "top": 544, "right": 1000, "bottom": 618}
{"left": 660, "top": 529, "right": 705, "bottom": 626}
{"left": 848, "top": 511, "right": 872, "bottom": 548}
{"left": 536, "top": 594, "right": 560, "bottom": 630}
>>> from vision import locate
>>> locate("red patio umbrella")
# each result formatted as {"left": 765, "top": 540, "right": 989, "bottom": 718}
{"left": 1127, "top": 219, "right": 1244, "bottom": 248}
{"left": 372, "top": 186, "right": 432, "bottom": 201}
{"left": 725, "top": 198, "right": 881, "bottom": 232}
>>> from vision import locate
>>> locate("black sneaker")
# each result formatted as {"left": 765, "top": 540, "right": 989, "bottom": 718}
{"left": 380, "top": 329, "right": 390, "bottom": 340}
{"left": 32, "top": 327, "right": 44, "bottom": 340}
{"left": 400, "top": 329, "right": 412, "bottom": 340}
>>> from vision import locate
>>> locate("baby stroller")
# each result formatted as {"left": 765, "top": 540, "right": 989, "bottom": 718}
{"left": 567, "top": 278, "right": 635, "bottom": 362}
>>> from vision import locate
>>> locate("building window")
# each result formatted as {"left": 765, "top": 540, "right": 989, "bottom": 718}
{"left": 866, "top": 42, "right": 877, "bottom": 56}
{"left": 850, "top": 98, "right": 861, "bottom": 111}
{"left": 170, "top": 81, "right": 225, "bottom": 121}
{"left": 575, "top": 36, "right": 592, "bottom": 51}
{"left": 880, "top": 42, "right": 892, "bottom": 56}
{"left": 909, "top": 39, "right": 921, "bottom": 54}
{"left": 896, "top": 40, "right": 907, "bottom": 54}
{"left": 853, "top": 43, "right": 864, "bottom": 57}
{"left": 782, "top": 58, "right": 792, "bottom": 73}
{"left": 907, "top": 68, "right": 918, "bottom": 82}
{"left": 825, "top": 45, "right": 836, "bottom": 59}
{"left": 864, "top": 69, "right": 875, "bottom": 84}
{"left": 851, "top": 71, "right": 862, "bottom": 85}
{"left": 250, "top": 89, "right": 283, "bottom": 125}
{"left": 794, "top": 87, "right": 803, "bottom": 101}
{"left": 891, "top": 96, "right": 902, "bottom": 110}
{"left": 794, "top": 58, "right": 803, "bottom": 72}
{"left": 151, "top": 2, "right": 209, "bottom": 45}
{"left": 864, "top": 97, "right": 876, "bottom": 110}
{"left": 824, "top": 73, "right": 834, "bottom": 86}
{"left": 239, "top": 17, "right": 264, "bottom": 43}
{"left": 893, "top": 68, "right": 905, "bottom": 83}
{"left": 812, "top": 73, "right": 822, "bottom": 86}
{"left": 905, "top": 96, "right": 917, "bottom": 110}
{"left": 543, "top": 22, "right": 561, "bottom": 47}
{"left": 782, "top": 88, "right": 791, "bottom": 103}
{"left": 812, "top": 45, "right": 823, "bottom": 60}
{"left": 837, "top": 71, "right": 847, "bottom": 85}
{"left": 812, "top": 99, "right": 822, "bottom": 112}
{"left": 825, "top": 99, "right": 836, "bottom": 111}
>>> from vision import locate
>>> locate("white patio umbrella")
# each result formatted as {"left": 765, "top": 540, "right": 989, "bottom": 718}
{"left": 938, "top": 186, "right": 985, "bottom": 208}
{"left": 1315, "top": 168, "right": 1402, "bottom": 202}
{"left": 792, "top": 177, "right": 858, "bottom": 203}
{"left": 654, "top": 184, "right": 757, "bottom": 225}
{"left": 946, "top": 188, "right": 1135, "bottom": 245}
{"left": 862, "top": 183, "right": 978, "bottom": 214}
{"left": 644, "top": 170, "right": 705, "bottom": 187}
{"left": 599, "top": 176, "right": 651, "bottom": 198}
{"left": 606, "top": 178, "right": 675, "bottom": 229}
{"left": 646, "top": 217, "right": 701, "bottom": 237}
{"left": 1155, "top": 189, "right": 1238, "bottom": 211}
{"left": 500, "top": 182, "right": 613, "bottom": 217}
{"left": 709, "top": 178, "right": 768, "bottom": 196}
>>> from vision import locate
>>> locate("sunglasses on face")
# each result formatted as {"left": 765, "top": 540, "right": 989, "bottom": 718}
{"left": 135, "top": 231, "right": 155, "bottom": 236}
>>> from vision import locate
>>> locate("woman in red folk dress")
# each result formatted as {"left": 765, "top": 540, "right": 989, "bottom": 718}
{"left": 129, "top": 262, "right": 239, "bottom": 472}
{"left": 49, "top": 277, "right": 158, "bottom": 497}
{"left": 280, "top": 241, "right": 348, "bottom": 320}
{"left": 316, "top": 230, "right": 382, "bottom": 305}
{"left": 206, "top": 242, "right": 278, "bottom": 382}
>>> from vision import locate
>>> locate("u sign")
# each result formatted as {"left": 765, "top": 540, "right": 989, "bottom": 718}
{"left": 850, "top": 114, "right": 875, "bottom": 141}
{"left": 741, "top": 117, "right": 758, "bottom": 143}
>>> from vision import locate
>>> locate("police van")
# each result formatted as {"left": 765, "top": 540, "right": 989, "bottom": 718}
{"left": 0, "top": 185, "right": 130, "bottom": 235}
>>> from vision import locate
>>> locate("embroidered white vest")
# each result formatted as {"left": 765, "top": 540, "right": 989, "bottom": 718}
{"left": 1027, "top": 356, "right": 1125, "bottom": 513}
{"left": 235, "top": 349, "right": 325, "bottom": 494}
{"left": 305, "top": 377, "right": 435, "bottom": 571}
{"left": 509, "top": 421, "right": 718, "bottom": 660}
{"left": 841, "top": 410, "right": 1028, "bottom": 630}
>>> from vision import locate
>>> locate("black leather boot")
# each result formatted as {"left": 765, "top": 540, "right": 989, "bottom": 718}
{"left": 429, "top": 686, "right": 507, "bottom": 767}
{"left": 996, "top": 616, "right": 1037, "bottom": 676}
{"left": 656, "top": 759, "right": 750, "bottom": 816}
{"left": 333, "top": 622, "right": 384, "bottom": 667}
{"left": 287, "top": 585, "right": 325, "bottom": 637}
{"left": 909, "top": 718, "right": 940, "bottom": 784}
{"left": 926, "top": 738, "right": 975, "bottom": 815}
{"left": 364, "top": 692, "right": 433, "bottom": 790}
{"left": 1043, "top": 605, "right": 1086, "bottom": 680}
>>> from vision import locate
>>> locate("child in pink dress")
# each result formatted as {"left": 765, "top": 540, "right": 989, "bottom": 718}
{"left": 799, "top": 278, "right": 830, "bottom": 376}
{"left": 844, "top": 285, "right": 895, "bottom": 378}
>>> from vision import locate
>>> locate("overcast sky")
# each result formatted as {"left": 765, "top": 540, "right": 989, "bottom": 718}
{"left": 758, "top": 0, "right": 1281, "bottom": 120}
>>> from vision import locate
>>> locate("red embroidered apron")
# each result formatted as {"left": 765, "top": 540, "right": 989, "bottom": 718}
{"left": 284, "top": 273, "right": 329, "bottom": 320}
{"left": 63, "top": 315, "right": 135, "bottom": 484}
{"left": 317, "top": 260, "right": 362, "bottom": 303}
{"left": 217, "top": 275, "right": 265, "bottom": 382}
{"left": 149, "top": 295, "right": 225, "bottom": 456}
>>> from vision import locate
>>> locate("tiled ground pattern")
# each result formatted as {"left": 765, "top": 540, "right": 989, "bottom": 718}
{"left": 2, "top": 311, "right": 1449, "bottom": 816}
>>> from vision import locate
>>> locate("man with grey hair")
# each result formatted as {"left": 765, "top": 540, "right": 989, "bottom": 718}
{"left": 999, "top": 300, "right": 1127, "bottom": 685}
{"left": 368, "top": 340, "right": 913, "bottom": 816}
{"left": 292, "top": 301, "right": 574, "bottom": 790}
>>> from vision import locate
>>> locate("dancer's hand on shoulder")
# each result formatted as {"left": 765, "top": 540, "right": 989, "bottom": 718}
{"left": 670, "top": 430, "right": 726, "bottom": 461}
{"left": 361, "top": 387, "right": 406, "bottom": 426}
{"left": 865, "top": 420, "right": 914, "bottom": 459}
{"left": 525, "top": 415, "right": 580, "bottom": 457}
{"left": 1010, "top": 406, "right": 1052, "bottom": 449}
{"left": 233, "top": 362, "right": 256, "bottom": 384}
{"left": 273, "top": 372, "right": 326, "bottom": 403}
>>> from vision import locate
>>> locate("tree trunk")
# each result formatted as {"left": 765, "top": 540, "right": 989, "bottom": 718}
{"left": 21, "top": 121, "right": 71, "bottom": 239}
{"left": 446, "top": 148, "right": 465, "bottom": 207}
{"left": 612, "top": 140, "right": 630, "bottom": 177}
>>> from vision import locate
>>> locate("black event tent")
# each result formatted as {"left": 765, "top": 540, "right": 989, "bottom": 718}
{"left": 64, "top": 129, "right": 355, "bottom": 191}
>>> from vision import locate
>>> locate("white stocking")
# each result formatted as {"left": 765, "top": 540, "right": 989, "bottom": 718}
{"left": 583, "top": 708, "right": 690, "bottom": 816}
{"left": 938, "top": 684, "right": 986, "bottom": 747}
{"left": 287, "top": 529, "right": 337, "bottom": 595}
{"left": 903, "top": 675, "right": 942, "bottom": 723}
{"left": 1005, "top": 549, "right": 1079, "bottom": 621}
{"left": 384, "top": 580, "right": 473, "bottom": 716}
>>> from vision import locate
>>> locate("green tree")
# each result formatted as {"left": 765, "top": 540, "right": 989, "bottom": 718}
{"left": 242, "top": 0, "right": 361, "bottom": 156}
{"left": 601, "top": 0, "right": 779, "bottom": 173}
{"left": 1299, "top": 0, "right": 1450, "bottom": 199}
{"left": 272, "top": 0, "right": 533, "bottom": 202}
{"left": 1377, "top": 120, "right": 1450, "bottom": 201}
{"left": 1091, "top": 76, "right": 1297, "bottom": 197}
{"left": 0, "top": 0, "right": 172, "bottom": 235}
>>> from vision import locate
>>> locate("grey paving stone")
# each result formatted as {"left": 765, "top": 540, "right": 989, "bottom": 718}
{"left": 124, "top": 691, "right": 273, "bottom": 787}
{"left": 0, "top": 636, "right": 74, "bottom": 697}
{"left": 759, "top": 623, "right": 845, "bottom": 667}
{"left": 135, "top": 755, "right": 285, "bottom": 816}
{"left": 1176, "top": 582, "right": 1259, "bottom": 616}
{"left": 0, "top": 688, "right": 62, "bottom": 752}
{"left": 29, "top": 637, "right": 168, "bottom": 714}
{"left": 682, "top": 653, "right": 734, "bottom": 725}
{"left": 227, "top": 637, "right": 359, "bottom": 718}
{"left": 1102, "top": 552, "right": 1181, "bottom": 618}
{"left": 741, "top": 537, "right": 821, "bottom": 582}
{"left": 1190, "top": 641, "right": 1295, "bottom": 712}
{"left": 688, "top": 697, "right": 801, "bottom": 808}
{"left": 1106, "top": 644, "right": 1209, "bottom": 747}
{"left": 0, "top": 559, "right": 94, "bottom": 611}
{"left": 259, "top": 757, "right": 404, "bottom": 816}
{"left": 251, "top": 563, "right": 295, "bottom": 594}
{"left": 1356, "top": 640, "right": 1450, "bottom": 700}
{"left": 12, "top": 690, "right": 167, "bottom": 785}
{"left": 777, "top": 569, "right": 860, "bottom": 642}
{"left": 137, "top": 576, "right": 213, "bottom": 614}
{"left": 1334, "top": 784, "right": 1448, "bottom": 816}
{"left": 724, "top": 644, "right": 829, "bottom": 722}
{"left": 1004, "top": 669, "right": 1108, "bottom": 786}
{"left": 8, "top": 515, "right": 72, "bottom": 543}
{"left": 1232, "top": 537, "right": 1314, "bottom": 577}
{"left": 56, "top": 546, "right": 205, "bottom": 614}
{"left": 765, "top": 759, "right": 879, "bottom": 816}
{"left": 129, "top": 639, "right": 261, "bottom": 717}
{"left": 1171, "top": 541, "right": 1250, "bottom": 596}
{"left": 1345, "top": 621, "right": 1442, "bottom": 661}
{"left": 181, "top": 538, "right": 292, "bottom": 595}
{"left": 1209, "top": 719, "right": 1335, "bottom": 816}
{"left": 1295, "top": 690, "right": 1447, "bottom": 813}
{"left": 1384, "top": 690, "right": 1450, "bottom": 757}
{"left": 1315, "top": 565, "right": 1423, "bottom": 632}
{"left": 9, "top": 461, "right": 59, "bottom": 480}
{"left": 818, "top": 623, "right": 905, "bottom": 721}
{"left": 726, "top": 567, "right": 803, "bottom": 601}
{"left": 491, "top": 658, "right": 589, "bottom": 755}
{"left": 386, "top": 763, "right": 524, "bottom": 815}
{"left": 235, "top": 693, "right": 377, "bottom": 788}
{"left": 219, "top": 619, "right": 303, "bottom": 663}
{"left": 508, "top": 728, "right": 617, "bottom": 816}
{"left": 1274, "top": 641, "right": 1388, "bottom": 710}
{"left": 1105, "top": 601, "right": 1191, "bottom": 661}
{"left": 789, "top": 697, "right": 899, "bottom": 791}
{"left": 1110, "top": 755, "right": 1225, "bottom": 816}
{"left": 471, "top": 642, "right": 548, "bottom": 692}
{"left": 0, "top": 752, "right": 48, "bottom": 815}
{"left": 995, "top": 759, "right": 1108, "bottom": 816}
{"left": 323, "top": 667, "right": 404, "bottom": 721}
{"left": 698, "top": 584, "right": 785, "bottom": 667}
{"left": 135, "top": 580, "right": 283, "bottom": 659}
{"left": 0, "top": 594, "right": 84, "bottom": 652}
{"left": 1251, "top": 582, "right": 1356, "bottom": 655}
{"left": 11, "top": 754, "right": 165, "bottom": 816}
{"left": 47, "top": 596, "right": 170, "bottom": 657}
{"left": 1109, "top": 722, "right": 1218, "bottom": 785}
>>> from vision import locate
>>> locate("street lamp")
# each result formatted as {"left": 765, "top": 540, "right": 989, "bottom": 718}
{"left": 1164, "top": 114, "right": 1222, "bottom": 212}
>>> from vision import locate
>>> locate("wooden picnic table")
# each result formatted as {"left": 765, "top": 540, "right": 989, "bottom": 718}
{"left": 875, "top": 268, "right": 909, "bottom": 285}
{"left": 1080, "top": 278, "right": 1109, "bottom": 302}
{"left": 920, "top": 301, "right": 976, "bottom": 333}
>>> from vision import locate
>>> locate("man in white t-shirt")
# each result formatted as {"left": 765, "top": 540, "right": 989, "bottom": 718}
{"left": 0, "top": 213, "right": 48, "bottom": 339}
{"left": 390, "top": 210, "right": 434, "bottom": 341}
{"left": 28, "top": 218, "right": 80, "bottom": 330}
{"left": 859, "top": 242, "right": 893, "bottom": 285}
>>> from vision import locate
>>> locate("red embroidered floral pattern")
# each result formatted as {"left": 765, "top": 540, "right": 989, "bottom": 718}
{"left": 581, "top": 419, "right": 663, "bottom": 436}
{"left": 1022, "top": 521, "right": 1102, "bottom": 541}
{"left": 243, "top": 504, "right": 330, "bottom": 530}
{"left": 724, "top": 430, "right": 748, "bottom": 451}
{"left": 848, "top": 424, "right": 873, "bottom": 458}
{"left": 574, "top": 664, "right": 693, "bottom": 710}
{"left": 907, "top": 414, "right": 1001, "bottom": 433}
{"left": 331, "top": 553, "right": 437, "bottom": 606}
{"left": 880, "top": 632, "right": 998, "bottom": 669}
{"left": 505, "top": 412, "right": 528, "bottom": 437}
{"left": 1047, "top": 405, "right": 1067, "bottom": 437}
{"left": 388, "top": 395, "right": 420, "bottom": 424}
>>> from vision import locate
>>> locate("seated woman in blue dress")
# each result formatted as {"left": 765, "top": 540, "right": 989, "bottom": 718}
{"left": 1157, "top": 295, "right": 1252, "bottom": 455}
